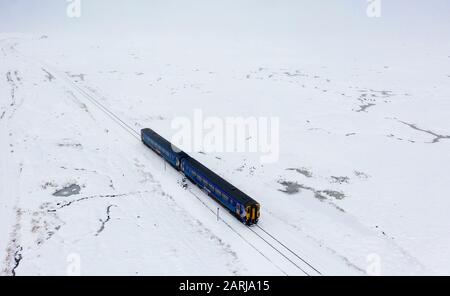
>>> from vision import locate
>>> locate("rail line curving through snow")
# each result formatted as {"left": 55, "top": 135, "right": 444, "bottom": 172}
{"left": 10, "top": 41, "right": 322, "bottom": 276}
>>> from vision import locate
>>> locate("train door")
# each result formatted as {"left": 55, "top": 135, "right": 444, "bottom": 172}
{"left": 236, "top": 204, "right": 246, "bottom": 222}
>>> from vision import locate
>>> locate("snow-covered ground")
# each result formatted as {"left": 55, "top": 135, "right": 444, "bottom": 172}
{"left": 1, "top": 1, "right": 450, "bottom": 275}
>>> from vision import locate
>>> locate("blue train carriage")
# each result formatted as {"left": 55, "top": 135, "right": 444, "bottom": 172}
{"left": 141, "top": 128, "right": 188, "bottom": 170}
{"left": 181, "top": 157, "right": 260, "bottom": 225}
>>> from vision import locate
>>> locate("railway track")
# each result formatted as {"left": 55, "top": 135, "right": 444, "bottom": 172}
{"left": 14, "top": 44, "right": 322, "bottom": 276}
{"left": 252, "top": 225, "right": 321, "bottom": 275}
{"left": 188, "top": 187, "right": 321, "bottom": 276}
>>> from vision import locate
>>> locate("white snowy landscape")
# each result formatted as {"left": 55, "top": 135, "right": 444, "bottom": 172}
{"left": 1, "top": 0, "right": 450, "bottom": 276}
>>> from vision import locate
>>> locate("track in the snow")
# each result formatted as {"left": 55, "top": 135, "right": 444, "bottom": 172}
{"left": 253, "top": 225, "right": 321, "bottom": 275}
{"left": 187, "top": 187, "right": 321, "bottom": 276}
{"left": 26, "top": 52, "right": 322, "bottom": 276}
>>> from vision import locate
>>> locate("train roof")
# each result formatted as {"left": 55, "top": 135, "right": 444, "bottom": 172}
{"left": 184, "top": 156, "right": 258, "bottom": 206}
{"left": 141, "top": 128, "right": 187, "bottom": 157}
{"left": 142, "top": 128, "right": 258, "bottom": 206}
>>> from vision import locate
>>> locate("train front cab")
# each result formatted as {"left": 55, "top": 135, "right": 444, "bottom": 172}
{"left": 245, "top": 203, "right": 260, "bottom": 225}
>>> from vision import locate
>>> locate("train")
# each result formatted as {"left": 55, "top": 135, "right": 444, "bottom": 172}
{"left": 141, "top": 128, "right": 260, "bottom": 225}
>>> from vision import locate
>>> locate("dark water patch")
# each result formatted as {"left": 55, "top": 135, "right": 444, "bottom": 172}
{"left": 354, "top": 88, "right": 395, "bottom": 113}
{"left": 53, "top": 184, "right": 81, "bottom": 197}
{"left": 286, "top": 167, "right": 313, "bottom": 178}
{"left": 354, "top": 171, "right": 370, "bottom": 179}
{"left": 278, "top": 181, "right": 346, "bottom": 201}
{"left": 397, "top": 119, "right": 450, "bottom": 143}
{"left": 284, "top": 71, "right": 303, "bottom": 77}
{"left": 356, "top": 103, "right": 376, "bottom": 113}
{"left": 322, "top": 190, "right": 346, "bottom": 200}
{"left": 42, "top": 181, "right": 58, "bottom": 190}
{"left": 6, "top": 71, "right": 13, "bottom": 83}
{"left": 11, "top": 246, "right": 23, "bottom": 276}
{"left": 330, "top": 176, "right": 350, "bottom": 184}
{"left": 42, "top": 68, "right": 55, "bottom": 82}
{"left": 278, "top": 181, "right": 302, "bottom": 194}
{"left": 371, "top": 89, "right": 393, "bottom": 97}
{"left": 14, "top": 71, "right": 21, "bottom": 82}
{"left": 66, "top": 72, "right": 86, "bottom": 81}
{"left": 95, "top": 205, "right": 117, "bottom": 236}
{"left": 50, "top": 192, "right": 145, "bottom": 212}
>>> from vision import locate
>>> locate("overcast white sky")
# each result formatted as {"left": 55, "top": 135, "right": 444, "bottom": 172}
{"left": 1, "top": 1, "right": 449, "bottom": 36}
{"left": 1, "top": 1, "right": 449, "bottom": 64}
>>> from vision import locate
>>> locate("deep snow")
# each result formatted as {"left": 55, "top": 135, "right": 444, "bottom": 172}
{"left": 1, "top": 1, "right": 450, "bottom": 275}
